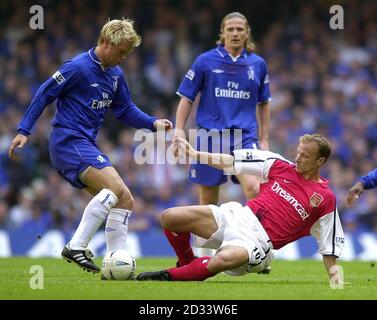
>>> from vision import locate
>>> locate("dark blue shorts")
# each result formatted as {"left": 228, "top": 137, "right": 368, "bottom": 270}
{"left": 189, "top": 129, "right": 258, "bottom": 186}
{"left": 49, "top": 127, "right": 112, "bottom": 189}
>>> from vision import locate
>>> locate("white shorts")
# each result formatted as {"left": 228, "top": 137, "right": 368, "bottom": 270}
{"left": 192, "top": 202, "right": 274, "bottom": 275}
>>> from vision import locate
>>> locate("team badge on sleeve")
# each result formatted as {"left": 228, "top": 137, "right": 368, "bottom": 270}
{"left": 246, "top": 151, "right": 253, "bottom": 160}
{"left": 310, "top": 192, "right": 324, "bottom": 207}
{"left": 52, "top": 71, "right": 65, "bottom": 84}
{"left": 185, "top": 69, "right": 195, "bottom": 80}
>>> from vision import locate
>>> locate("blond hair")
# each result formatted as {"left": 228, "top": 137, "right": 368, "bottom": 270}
{"left": 98, "top": 18, "right": 141, "bottom": 47}
{"left": 299, "top": 134, "right": 332, "bottom": 162}
{"left": 216, "top": 12, "right": 255, "bottom": 53}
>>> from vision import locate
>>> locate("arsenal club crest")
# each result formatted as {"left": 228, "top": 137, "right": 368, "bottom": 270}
{"left": 310, "top": 192, "right": 324, "bottom": 207}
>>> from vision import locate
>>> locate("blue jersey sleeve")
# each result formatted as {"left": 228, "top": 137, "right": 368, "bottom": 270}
{"left": 112, "top": 75, "right": 157, "bottom": 131}
{"left": 359, "top": 168, "right": 377, "bottom": 190}
{"left": 176, "top": 55, "right": 206, "bottom": 102}
{"left": 17, "top": 61, "right": 81, "bottom": 135}
{"left": 258, "top": 60, "right": 271, "bottom": 104}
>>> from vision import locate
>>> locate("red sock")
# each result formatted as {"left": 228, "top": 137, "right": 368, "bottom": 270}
{"left": 163, "top": 229, "right": 195, "bottom": 266}
{"left": 167, "top": 256, "right": 214, "bottom": 281}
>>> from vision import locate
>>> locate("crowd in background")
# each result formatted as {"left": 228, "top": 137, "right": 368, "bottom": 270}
{"left": 0, "top": 0, "right": 377, "bottom": 238}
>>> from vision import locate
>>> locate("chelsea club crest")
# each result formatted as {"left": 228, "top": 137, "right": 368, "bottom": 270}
{"left": 112, "top": 76, "right": 119, "bottom": 92}
{"left": 247, "top": 66, "right": 254, "bottom": 80}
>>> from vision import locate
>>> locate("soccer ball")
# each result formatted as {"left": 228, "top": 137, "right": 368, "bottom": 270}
{"left": 101, "top": 249, "right": 136, "bottom": 280}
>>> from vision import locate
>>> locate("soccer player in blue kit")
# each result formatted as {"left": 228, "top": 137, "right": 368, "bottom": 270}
{"left": 173, "top": 12, "right": 271, "bottom": 207}
{"left": 8, "top": 19, "right": 172, "bottom": 273}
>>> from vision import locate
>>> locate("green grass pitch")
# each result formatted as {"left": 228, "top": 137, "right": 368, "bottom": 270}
{"left": 1, "top": 257, "right": 376, "bottom": 300}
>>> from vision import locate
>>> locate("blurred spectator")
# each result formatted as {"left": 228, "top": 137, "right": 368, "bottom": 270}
{"left": 0, "top": 199, "right": 10, "bottom": 230}
{"left": 8, "top": 186, "right": 35, "bottom": 229}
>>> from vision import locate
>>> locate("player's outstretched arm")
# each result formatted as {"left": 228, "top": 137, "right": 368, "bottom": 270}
{"left": 323, "top": 255, "right": 344, "bottom": 286}
{"left": 175, "top": 137, "right": 234, "bottom": 171}
{"left": 346, "top": 181, "right": 364, "bottom": 207}
{"left": 323, "top": 255, "right": 337, "bottom": 277}
{"left": 8, "top": 134, "right": 28, "bottom": 160}
{"left": 172, "top": 97, "right": 193, "bottom": 158}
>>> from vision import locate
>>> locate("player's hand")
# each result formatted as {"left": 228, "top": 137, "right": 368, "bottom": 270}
{"left": 8, "top": 134, "right": 28, "bottom": 160}
{"left": 328, "top": 265, "right": 347, "bottom": 289}
{"left": 174, "top": 136, "right": 198, "bottom": 160}
{"left": 346, "top": 181, "right": 364, "bottom": 207}
{"left": 153, "top": 119, "right": 173, "bottom": 131}
{"left": 172, "top": 128, "right": 186, "bottom": 158}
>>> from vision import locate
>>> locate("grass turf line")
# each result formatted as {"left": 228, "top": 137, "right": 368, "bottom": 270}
{"left": 0, "top": 257, "right": 376, "bottom": 300}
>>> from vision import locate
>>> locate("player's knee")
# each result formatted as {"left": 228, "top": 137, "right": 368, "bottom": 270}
{"left": 110, "top": 182, "right": 134, "bottom": 210}
{"left": 122, "top": 194, "right": 134, "bottom": 211}
{"left": 208, "top": 250, "right": 238, "bottom": 273}
{"left": 160, "top": 208, "right": 179, "bottom": 229}
{"left": 117, "top": 192, "right": 134, "bottom": 211}
{"left": 107, "top": 179, "right": 125, "bottom": 198}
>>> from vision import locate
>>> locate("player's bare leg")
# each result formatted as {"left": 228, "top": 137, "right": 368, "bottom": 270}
{"left": 137, "top": 205, "right": 219, "bottom": 281}
{"left": 137, "top": 245, "right": 249, "bottom": 281}
{"left": 62, "top": 166, "right": 133, "bottom": 273}
{"left": 83, "top": 166, "right": 134, "bottom": 252}
{"left": 196, "top": 185, "right": 219, "bottom": 257}
{"left": 82, "top": 166, "right": 134, "bottom": 210}
{"left": 199, "top": 185, "right": 220, "bottom": 205}
{"left": 236, "top": 174, "right": 260, "bottom": 200}
{"left": 207, "top": 246, "right": 249, "bottom": 273}
{"left": 236, "top": 174, "right": 270, "bottom": 274}
{"left": 161, "top": 205, "right": 218, "bottom": 237}
{"left": 162, "top": 205, "right": 217, "bottom": 267}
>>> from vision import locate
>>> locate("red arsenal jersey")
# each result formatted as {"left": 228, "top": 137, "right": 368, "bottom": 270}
{"left": 246, "top": 160, "right": 335, "bottom": 249}
{"left": 233, "top": 149, "right": 344, "bottom": 256}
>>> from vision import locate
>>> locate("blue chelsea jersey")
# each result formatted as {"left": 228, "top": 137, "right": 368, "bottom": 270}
{"left": 177, "top": 45, "right": 271, "bottom": 136}
{"left": 18, "top": 48, "right": 156, "bottom": 141}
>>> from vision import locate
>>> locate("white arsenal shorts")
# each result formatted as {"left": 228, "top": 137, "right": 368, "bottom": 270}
{"left": 192, "top": 201, "right": 274, "bottom": 275}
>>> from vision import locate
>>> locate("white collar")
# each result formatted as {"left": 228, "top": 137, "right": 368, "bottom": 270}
{"left": 88, "top": 48, "right": 108, "bottom": 71}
